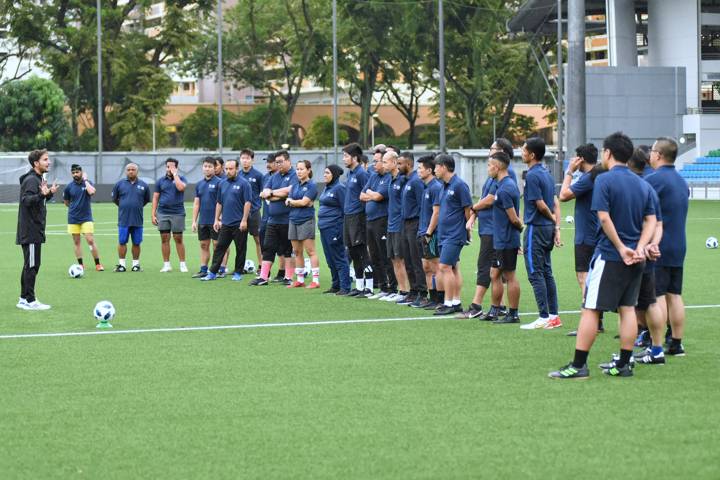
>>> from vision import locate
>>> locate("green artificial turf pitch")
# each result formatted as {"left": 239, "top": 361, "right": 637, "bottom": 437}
{"left": 0, "top": 201, "right": 719, "bottom": 478}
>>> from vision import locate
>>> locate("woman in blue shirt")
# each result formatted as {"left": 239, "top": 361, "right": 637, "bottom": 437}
{"left": 286, "top": 160, "right": 320, "bottom": 288}
{"left": 318, "top": 165, "right": 352, "bottom": 294}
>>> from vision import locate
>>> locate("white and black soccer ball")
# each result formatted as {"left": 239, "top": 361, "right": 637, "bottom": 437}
{"left": 565, "top": 215, "right": 575, "bottom": 224}
{"left": 244, "top": 259, "right": 256, "bottom": 273}
{"left": 706, "top": 236, "right": 719, "bottom": 249}
{"left": 94, "top": 301, "right": 115, "bottom": 322}
{"left": 68, "top": 264, "right": 84, "bottom": 278}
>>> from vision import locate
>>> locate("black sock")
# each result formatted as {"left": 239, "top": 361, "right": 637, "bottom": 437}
{"left": 471, "top": 303, "right": 481, "bottom": 310}
{"left": 278, "top": 269, "right": 285, "bottom": 278}
{"left": 572, "top": 349, "right": 589, "bottom": 368}
{"left": 671, "top": 337, "right": 682, "bottom": 348}
{"left": 509, "top": 308, "right": 518, "bottom": 316}
{"left": 94, "top": 258, "right": 100, "bottom": 266}
{"left": 77, "top": 258, "right": 83, "bottom": 265}
{"left": 437, "top": 290, "right": 445, "bottom": 303}
{"left": 429, "top": 289, "right": 437, "bottom": 302}
{"left": 617, "top": 349, "right": 633, "bottom": 368}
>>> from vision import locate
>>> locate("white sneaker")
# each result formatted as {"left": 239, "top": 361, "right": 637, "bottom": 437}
{"left": 25, "top": 300, "right": 51, "bottom": 311}
{"left": 160, "top": 265, "right": 173, "bottom": 273}
{"left": 393, "top": 294, "right": 407, "bottom": 303}
{"left": 369, "top": 291, "right": 387, "bottom": 300}
{"left": 179, "top": 263, "right": 188, "bottom": 273}
{"left": 16, "top": 297, "right": 28, "bottom": 309}
{"left": 520, "top": 317, "right": 549, "bottom": 330}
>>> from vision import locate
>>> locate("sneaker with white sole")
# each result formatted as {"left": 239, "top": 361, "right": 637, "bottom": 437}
{"left": 160, "top": 265, "right": 172, "bottom": 273}
{"left": 368, "top": 291, "right": 388, "bottom": 300}
{"left": 381, "top": 293, "right": 399, "bottom": 302}
{"left": 16, "top": 297, "right": 28, "bottom": 310}
{"left": 544, "top": 316, "right": 563, "bottom": 329}
{"left": 25, "top": 300, "right": 51, "bottom": 310}
{"left": 179, "top": 264, "right": 189, "bottom": 273}
{"left": 520, "top": 317, "right": 550, "bottom": 330}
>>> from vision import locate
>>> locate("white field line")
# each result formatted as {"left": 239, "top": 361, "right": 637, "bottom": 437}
{"left": 2, "top": 304, "right": 720, "bottom": 341}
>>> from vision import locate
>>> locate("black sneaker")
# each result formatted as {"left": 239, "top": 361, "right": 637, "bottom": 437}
{"left": 421, "top": 300, "right": 438, "bottom": 310}
{"left": 601, "top": 363, "right": 634, "bottom": 377}
{"left": 434, "top": 305, "right": 456, "bottom": 316}
{"left": 493, "top": 312, "right": 520, "bottom": 324}
{"left": 271, "top": 274, "right": 285, "bottom": 283}
{"left": 598, "top": 355, "right": 636, "bottom": 370}
{"left": 336, "top": 289, "right": 350, "bottom": 296}
{"left": 281, "top": 278, "right": 292, "bottom": 286}
{"left": 216, "top": 270, "right": 226, "bottom": 278}
{"left": 346, "top": 288, "right": 362, "bottom": 297}
{"left": 323, "top": 288, "right": 340, "bottom": 295}
{"left": 131, "top": 265, "right": 142, "bottom": 272}
{"left": 665, "top": 344, "right": 686, "bottom": 357}
{"left": 249, "top": 277, "right": 268, "bottom": 286}
{"left": 634, "top": 329, "right": 651, "bottom": 348}
{"left": 355, "top": 289, "right": 373, "bottom": 299}
{"left": 478, "top": 307, "right": 500, "bottom": 321}
{"left": 410, "top": 297, "right": 427, "bottom": 308}
{"left": 548, "top": 363, "right": 590, "bottom": 380}
{"left": 397, "top": 294, "right": 415, "bottom": 306}
{"left": 192, "top": 270, "right": 208, "bottom": 278}
{"left": 567, "top": 330, "right": 578, "bottom": 337}
{"left": 634, "top": 348, "right": 666, "bottom": 365}
{"left": 113, "top": 265, "right": 127, "bottom": 272}
{"left": 457, "top": 303, "right": 483, "bottom": 319}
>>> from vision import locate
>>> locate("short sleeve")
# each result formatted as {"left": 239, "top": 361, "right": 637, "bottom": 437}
{"left": 644, "top": 187, "right": 656, "bottom": 218}
{"left": 63, "top": 185, "right": 71, "bottom": 201}
{"left": 431, "top": 184, "right": 442, "bottom": 206}
{"left": 524, "top": 171, "right": 542, "bottom": 201}
{"left": 459, "top": 182, "right": 472, "bottom": 208}
{"left": 195, "top": 183, "right": 201, "bottom": 198}
{"left": 242, "top": 182, "right": 252, "bottom": 203}
{"left": 591, "top": 176, "right": 610, "bottom": 213}
{"left": 570, "top": 173, "right": 593, "bottom": 198}
{"left": 144, "top": 185, "right": 151, "bottom": 203}
{"left": 154, "top": 180, "right": 162, "bottom": 193}
{"left": 496, "top": 188, "right": 514, "bottom": 210}
{"left": 376, "top": 178, "right": 389, "bottom": 198}
{"left": 111, "top": 184, "right": 118, "bottom": 200}
{"left": 305, "top": 182, "right": 318, "bottom": 201}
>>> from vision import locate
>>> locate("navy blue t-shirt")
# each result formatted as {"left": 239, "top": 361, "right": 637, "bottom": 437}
{"left": 477, "top": 177, "right": 498, "bottom": 236}
{"left": 437, "top": 174, "right": 472, "bottom": 246}
{"left": 343, "top": 165, "right": 369, "bottom": 215}
{"left": 592, "top": 165, "right": 656, "bottom": 262}
{"left": 194, "top": 176, "right": 221, "bottom": 225}
{"left": 63, "top": 180, "right": 94, "bottom": 224}
{"left": 240, "top": 167, "right": 264, "bottom": 214}
{"left": 289, "top": 180, "right": 318, "bottom": 225}
{"left": 364, "top": 172, "right": 390, "bottom": 220}
{"left": 155, "top": 175, "right": 187, "bottom": 215}
{"left": 493, "top": 176, "right": 521, "bottom": 249}
{"left": 112, "top": 178, "right": 151, "bottom": 227}
{"left": 217, "top": 175, "right": 252, "bottom": 227}
{"left": 570, "top": 171, "right": 599, "bottom": 247}
{"left": 401, "top": 170, "right": 424, "bottom": 220}
{"left": 641, "top": 174, "right": 663, "bottom": 272}
{"left": 267, "top": 169, "right": 298, "bottom": 225}
{"left": 645, "top": 165, "right": 689, "bottom": 267}
{"left": 261, "top": 172, "right": 273, "bottom": 225}
{"left": 318, "top": 180, "right": 346, "bottom": 230}
{"left": 387, "top": 174, "right": 406, "bottom": 233}
{"left": 523, "top": 163, "right": 555, "bottom": 226}
{"left": 419, "top": 178, "right": 442, "bottom": 237}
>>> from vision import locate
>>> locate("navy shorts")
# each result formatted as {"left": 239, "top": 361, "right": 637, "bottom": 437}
{"left": 439, "top": 242, "right": 463, "bottom": 266}
{"left": 118, "top": 226, "right": 143, "bottom": 245}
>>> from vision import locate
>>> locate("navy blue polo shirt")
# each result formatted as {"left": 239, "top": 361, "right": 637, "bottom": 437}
{"left": 387, "top": 173, "right": 406, "bottom": 233}
{"left": 289, "top": 179, "right": 318, "bottom": 225}
{"left": 364, "top": 172, "right": 390, "bottom": 220}
{"left": 318, "top": 180, "right": 346, "bottom": 230}
{"left": 63, "top": 180, "right": 94, "bottom": 224}
{"left": 419, "top": 178, "right": 442, "bottom": 237}
{"left": 217, "top": 175, "right": 252, "bottom": 227}
{"left": 240, "top": 167, "right": 264, "bottom": 213}
{"left": 267, "top": 169, "right": 298, "bottom": 225}
{"left": 523, "top": 163, "right": 555, "bottom": 226}
{"left": 477, "top": 177, "right": 498, "bottom": 236}
{"left": 645, "top": 165, "right": 689, "bottom": 267}
{"left": 343, "top": 165, "right": 369, "bottom": 215}
{"left": 112, "top": 178, "right": 151, "bottom": 227}
{"left": 641, "top": 174, "right": 663, "bottom": 272}
{"left": 401, "top": 170, "right": 424, "bottom": 220}
{"left": 195, "top": 176, "right": 222, "bottom": 225}
{"left": 570, "top": 171, "right": 599, "bottom": 247}
{"left": 643, "top": 165, "right": 655, "bottom": 177}
{"left": 437, "top": 174, "right": 472, "bottom": 246}
{"left": 493, "top": 176, "right": 521, "bottom": 249}
{"left": 155, "top": 175, "right": 187, "bottom": 215}
{"left": 592, "top": 165, "right": 656, "bottom": 262}
{"left": 261, "top": 172, "right": 273, "bottom": 225}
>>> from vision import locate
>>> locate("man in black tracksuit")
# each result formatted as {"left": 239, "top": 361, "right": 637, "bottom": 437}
{"left": 16, "top": 150, "right": 57, "bottom": 310}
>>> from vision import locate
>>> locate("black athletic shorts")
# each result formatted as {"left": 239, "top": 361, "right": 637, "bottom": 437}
{"left": 655, "top": 266, "right": 683, "bottom": 296}
{"left": 583, "top": 254, "right": 644, "bottom": 311}
{"left": 343, "top": 212, "right": 366, "bottom": 247}
{"left": 476, "top": 234, "right": 495, "bottom": 287}
{"left": 493, "top": 248, "right": 518, "bottom": 273}
{"left": 262, "top": 222, "right": 292, "bottom": 261}
{"left": 574, "top": 243, "right": 595, "bottom": 273}
{"left": 387, "top": 231, "right": 403, "bottom": 258}
{"left": 636, "top": 269, "right": 657, "bottom": 311}
{"left": 420, "top": 233, "right": 438, "bottom": 259}
{"left": 197, "top": 224, "right": 219, "bottom": 241}
{"left": 247, "top": 210, "right": 261, "bottom": 237}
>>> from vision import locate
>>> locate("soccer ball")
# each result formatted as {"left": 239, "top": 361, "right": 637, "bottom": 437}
{"left": 706, "top": 236, "right": 719, "bottom": 249}
{"left": 565, "top": 215, "right": 575, "bottom": 224}
{"left": 68, "top": 264, "right": 84, "bottom": 278}
{"left": 94, "top": 301, "right": 115, "bottom": 322}
{"left": 244, "top": 259, "right": 256, "bottom": 273}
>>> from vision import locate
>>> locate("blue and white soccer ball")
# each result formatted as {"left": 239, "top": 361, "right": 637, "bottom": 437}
{"left": 94, "top": 301, "right": 115, "bottom": 322}
{"left": 565, "top": 215, "right": 575, "bottom": 224}
{"left": 244, "top": 259, "right": 256, "bottom": 273}
{"left": 706, "top": 236, "right": 719, "bottom": 249}
{"left": 68, "top": 264, "right": 84, "bottom": 278}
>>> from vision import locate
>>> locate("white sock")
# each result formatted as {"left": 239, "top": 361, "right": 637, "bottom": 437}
{"left": 180, "top": 261, "right": 187, "bottom": 268}
{"left": 452, "top": 299, "right": 461, "bottom": 306}
{"left": 444, "top": 300, "right": 453, "bottom": 307}
{"left": 118, "top": 259, "right": 126, "bottom": 267}
{"left": 312, "top": 268, "right": 319, "bottom": 283}
{"left": 297, "top": 271, "right": 305, "bottom": 282}
{"left": 365, "top": 278, "right": 373, "bottom": 292}
{"left": 549, "top": 314, "right": 558, "bottom": 320}
{"left": 356, "top": 278, "right": 364, "bottom": 291}
{"left": 132, "top": 259, "right": 140, "bottom": 267}
{"left": 164, "top": 261, "right": 171, "bottom": 268}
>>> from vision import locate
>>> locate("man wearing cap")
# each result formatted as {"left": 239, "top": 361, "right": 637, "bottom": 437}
{"left": 63, "top": 164, "right": 104, "bottom": 271}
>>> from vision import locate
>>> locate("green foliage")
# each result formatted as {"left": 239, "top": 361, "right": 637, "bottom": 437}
{"left": 707, "top": 149, "right": 720, "bottom": 157}
{"left": 302, "top": 115, "right": 348, "bottom": 148}
{"left": 179, "top": 107, "right": 239, "bottom": 150}
{"left": 0, "top": 76, "right": 71, "bottom": 151}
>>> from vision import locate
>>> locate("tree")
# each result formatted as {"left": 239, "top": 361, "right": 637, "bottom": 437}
{"left": 302, "top": 115, "right": 348, "bottom": 148}
{"left": 1, "top": 0, "right": 214, "bottom": 150}
{"left": 179, "top": 107, "right": 239, "bottom": 150}
{"left": 0, "top": 76, "right": 71, "bottom": 151}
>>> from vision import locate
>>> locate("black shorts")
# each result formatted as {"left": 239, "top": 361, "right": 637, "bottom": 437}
{"left": 387, "top": 231, "right": 403, "bottom": 258}
{"left": 197, "top": 224, "right": 218, "bottom": 241}
{"left": 574, "top": 243, "right": 595, "bottom": 273}
{"left": 420, "top": 233, "right": 438, "bottom": 259}
{"left": 583, "top": 254, "right": 644, "bottom": 311}
{"left": 262, "top": 223, "right": 292, "bottom": 261}
{"left": 343, "top": 212, "right": 366, "bottom": 247}
{"left": 636, "top": 269, "right": 657, "bottom": 311}
{"left": 247, "top": 210, "right": 261, "bottom": 237}
{"left": 476, "top": 235, "right": 495, "bottom": 287}
{"left": 494, "top": 248, "right": 518, "bottom": 272}
{"left": 655, "top": 266, "right": 683, "bottom": 296}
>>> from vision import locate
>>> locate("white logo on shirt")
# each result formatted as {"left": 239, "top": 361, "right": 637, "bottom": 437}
{"left": 448, "top": 190, "right": 455, "bottom": 196}
{"left": 233, "top": 185, "right": 241, "bottom": 190}
{"left": 405, "top": 185, "right": 412, "bottom": 191}
{"left": 137, "top": 186, "right": 145, "bottom": 191}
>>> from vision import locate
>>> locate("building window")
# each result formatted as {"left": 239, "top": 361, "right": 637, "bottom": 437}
{"left": 702, "top": 26, "right": 720, "bottom": 60}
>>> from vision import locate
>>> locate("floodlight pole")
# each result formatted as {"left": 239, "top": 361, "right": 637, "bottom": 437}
{"left": 438, "top": 0, "right": 446, "bottom": 153}
{"left": 332, "top": 0, "right": 338, "bottom": 162}
{"left": 217, "top": 0, "right": 224, "bottom": 154}
{"left": 556, "top": 0, "right": 564, "bottom": 173}
{"left": 96, "top": 0, "right": 102, "bottom": 179}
